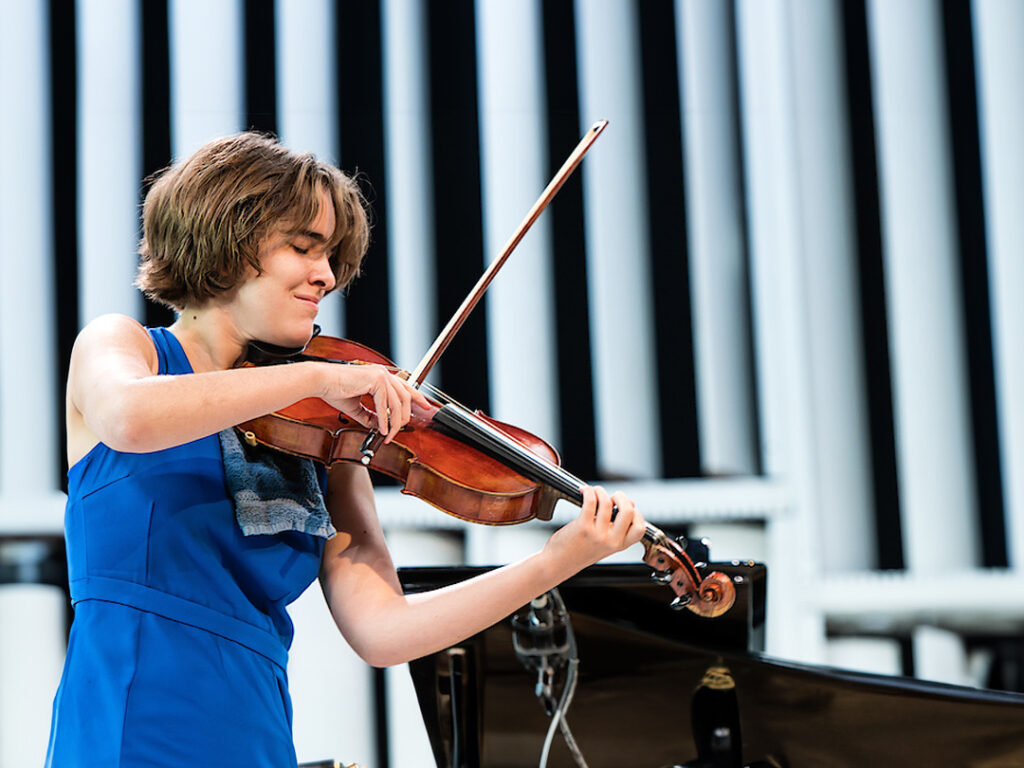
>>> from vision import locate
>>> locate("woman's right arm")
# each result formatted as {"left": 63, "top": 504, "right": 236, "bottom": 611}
{"left": 67, "top": 314, "right": 425, "bottom": 459}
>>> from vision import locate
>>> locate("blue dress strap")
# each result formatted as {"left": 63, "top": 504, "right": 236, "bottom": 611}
{"left": 147, "top": 326, "right": 193, "bottom": 375}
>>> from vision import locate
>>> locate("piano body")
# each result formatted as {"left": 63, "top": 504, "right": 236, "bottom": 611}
{"left": 399, "top": 563, "right": 1024, "bottom": 768}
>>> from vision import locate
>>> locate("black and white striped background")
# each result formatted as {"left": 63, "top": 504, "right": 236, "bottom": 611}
{"left": 2, "top": 1, "right": 1023, "bottom": 762}
{"left": 32, "top": 0, "right": 1014, "bottom": 574}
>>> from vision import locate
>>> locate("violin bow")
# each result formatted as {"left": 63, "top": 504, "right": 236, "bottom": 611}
{"left": 408, "top": 120, "right": 608, "bottom": 387}
{"left": 374, "top": 121, "right": 735, "bottom": 617}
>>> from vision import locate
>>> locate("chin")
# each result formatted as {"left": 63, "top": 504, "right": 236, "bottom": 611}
{"left": 264, "top": 322, "right": 316, "bottom": 351}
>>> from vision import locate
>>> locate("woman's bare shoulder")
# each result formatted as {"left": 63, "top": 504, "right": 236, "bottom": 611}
{"left": 76, "top": 313, "right": 149, "bottom": 340}
{"left": 70, "top": 314, "right": 159, "bottom": 374}
{"left": 74, "top": 313, "right": 152, "bottom": 348}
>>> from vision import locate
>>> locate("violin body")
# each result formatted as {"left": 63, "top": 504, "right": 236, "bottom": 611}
{"left": 236, "top": 336, "right": 568, "bottom": 525}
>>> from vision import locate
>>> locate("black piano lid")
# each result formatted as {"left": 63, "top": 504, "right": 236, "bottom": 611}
{"left": 398, "top": 563, "right": 1024, "bottom": 768}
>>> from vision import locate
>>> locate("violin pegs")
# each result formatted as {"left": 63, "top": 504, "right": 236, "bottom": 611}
{"left": 670, "top": 594, "right": 693, "bottom": 611}
{"left": 650, "top": 570, "right": 673, "bottom": 585}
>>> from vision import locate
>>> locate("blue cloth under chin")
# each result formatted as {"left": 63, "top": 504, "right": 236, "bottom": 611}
{"left": 218, "top": 427, "right": 336, "bottom": 540}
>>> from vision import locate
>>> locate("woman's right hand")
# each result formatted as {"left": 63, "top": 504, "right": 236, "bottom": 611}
{"left": 315, "top": 362, "right": 431, "bottom": 443}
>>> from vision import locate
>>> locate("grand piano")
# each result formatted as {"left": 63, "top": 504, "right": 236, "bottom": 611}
{"left": 399, "top": 561, "right": 1024, "bottom": 768}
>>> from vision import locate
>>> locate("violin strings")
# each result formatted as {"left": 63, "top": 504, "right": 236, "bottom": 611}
{"left": 357, "top": 361, "right": 469, "bottom": 411}
{"left": 413, "top": 379, "right": 469, "bottom": 411}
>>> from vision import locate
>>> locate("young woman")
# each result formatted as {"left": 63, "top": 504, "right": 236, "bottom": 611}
{"left": 45, "top": 132, "right": 645, "bottom": 766}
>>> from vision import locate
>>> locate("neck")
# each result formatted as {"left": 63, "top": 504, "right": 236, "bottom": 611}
{"left": 168, "top": 304, "right": 249, "bottom": 372}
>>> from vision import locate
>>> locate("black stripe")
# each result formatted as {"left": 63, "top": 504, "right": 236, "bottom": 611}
{"left": 50, "top": 0, "right": 78, "bottom": 487}
{"left": 843, "top": 0, "right": 903, "bottom": 570}
{"left": 542, "top": 0, "right": 597, "bottom": 480}
{"left": 337, "top": 0, "right": 392, "bottom": 359}
{"left": 900, "top": 636, "right": 915, "bottom": 677}
{"left": 141, "top": 0, "right": 175, "bottom": 328}
{"left": 426, "top": 0, "right": 490, "bottom": 414}
{"left": 942, "top": 0, "right": 1005, "bottom": 567}
{"left": 244, "top": 0, "right": 277, "bottom": 135}
{"left": 372, "top": 667, "right": 389, "bottom": 768}
{"left": 141, "top": 0, "right": 171, "bottom": 180}
{"left": 638, "top": 0, "right": 701, "bottom": 479}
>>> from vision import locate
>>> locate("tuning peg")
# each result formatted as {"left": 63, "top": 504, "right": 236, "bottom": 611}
{"left": 670, "top": 594, "right": 693, "bottom": 611}
{"left": 650, "top": 570, "right": 673, "bottom": 585}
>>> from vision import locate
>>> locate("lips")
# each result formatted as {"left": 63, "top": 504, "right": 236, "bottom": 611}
{"left": 295, "top": 295, "right": 320, "bottom": 308}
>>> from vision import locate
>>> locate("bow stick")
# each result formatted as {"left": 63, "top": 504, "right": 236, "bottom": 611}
{"left": 408, "top": 119, "right": 608, "bottom": 386}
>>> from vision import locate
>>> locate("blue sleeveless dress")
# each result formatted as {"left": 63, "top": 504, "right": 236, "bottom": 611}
{"left": 46, "top": 327, "right": 327, "bottom": 767}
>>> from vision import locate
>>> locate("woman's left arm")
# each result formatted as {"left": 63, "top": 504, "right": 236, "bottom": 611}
{"left": 318, "top": 464, "right": 644, "bottom": 668}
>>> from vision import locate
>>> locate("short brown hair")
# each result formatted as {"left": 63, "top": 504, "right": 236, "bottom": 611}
{"left": 136, "top": 132, "right": 370, "bottom": 310}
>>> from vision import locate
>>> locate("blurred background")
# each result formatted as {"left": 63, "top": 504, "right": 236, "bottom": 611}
{"left": 1, "top": 0, "right": 1023, "bottom": 764}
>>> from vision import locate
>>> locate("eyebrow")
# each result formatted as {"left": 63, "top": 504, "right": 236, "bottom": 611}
{"left": 294, "top": 229, "right": 328, "bottom": 242}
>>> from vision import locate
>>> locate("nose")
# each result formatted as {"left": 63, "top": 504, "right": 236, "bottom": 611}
{"left": 310, "top": 254, "right": 336, "bottom": 293}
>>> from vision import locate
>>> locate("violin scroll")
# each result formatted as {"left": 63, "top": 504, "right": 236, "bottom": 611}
{"left": 642, "top": 529, "right": 736, "bottom": 617}
{"left": 689, "top": 572, "right": 737, "bottom": 618}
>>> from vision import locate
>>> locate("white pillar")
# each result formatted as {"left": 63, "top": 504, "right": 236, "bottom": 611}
{"left": 169, "top": 0, "right": 244, "bottom": 161}
{"left": 574, "top": 0, "right": 660, "bottom": 478}
{"left": 475, "top": 0, "right": 558, "bottom": 443}
{"left": 973, "top": 0, "right": 1024, "bottom": 569}
{"left": 735, "top": 0, "right": 804, "bottom": 480}
{"left": 826, "top": 637, "right": 902, "bottom": 676}
{"left": 0, "top": 13, "right": 67, "bottom": 766}
{"left": 0, "top": 0, "right": 59, "bottom": 498}
{"left": 913, "top": 625, "right": 970, "bottom": 687}
{"left": 0, "top": 585, "right": 68, "bottom": 768}
{"left": 688, "top": 522, "right": 768, "bottom": 565}
{"left": 464, "top": 525, "right": 551, "bottom": 567}
{"left": 384, "top": 529, "right": 465, "bottom": 768}
{"left": 676, "top": 0, "right": 758, "bottom": 476}
{"left": 293, "top": 528, "right": 464, "bottom": 768}
{"left": 276, "top": 0, "right": 338, "bottom": 161}
{"left": 788, "top": 0, "right": 876, "bottom": 572}
{"left": 77, "top": 0, "right": 143, "bottom": 324}
{"left": 735, "top": 0, "right": 825, "bottom": 662}
{"left": 382, "top": 0, "right": 437, "bottom": 375}
{"left": 276, "top": 0, "right": 343, "bottom": 337}
{"left": 288, "top": 585, "right": 376, "bottom": 766}
{"left": 867, "top": 0, "right": 979, "bottom": 571}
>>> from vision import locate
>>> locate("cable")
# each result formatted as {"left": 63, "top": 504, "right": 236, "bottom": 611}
{"left": 537, "top": 590, "right": 589, "bottom": 768}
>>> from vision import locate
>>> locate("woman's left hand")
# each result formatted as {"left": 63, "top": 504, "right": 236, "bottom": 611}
{"left": 541, "top": 485, "right": 646, "bottom": 573}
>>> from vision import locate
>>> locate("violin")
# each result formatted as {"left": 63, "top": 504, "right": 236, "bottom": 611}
{"left": 235, "top": 120, "right": 736, "bottom": 617}
{"left": 236, "top": 333, "right": 735, "bottom": 618}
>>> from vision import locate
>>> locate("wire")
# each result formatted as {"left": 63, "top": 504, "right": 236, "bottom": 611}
{"left": 537, "top": 590, "right": 589, "bottom": 768}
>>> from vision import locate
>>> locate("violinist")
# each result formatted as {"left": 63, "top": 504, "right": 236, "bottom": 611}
{"left": 45, "top": 132, "right": 646, "bottom": 767}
